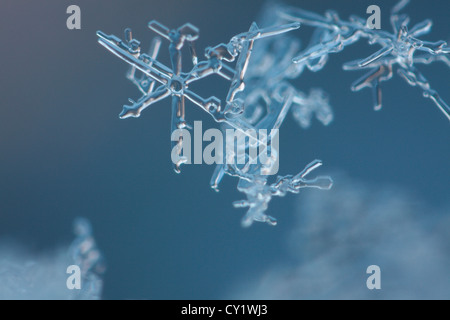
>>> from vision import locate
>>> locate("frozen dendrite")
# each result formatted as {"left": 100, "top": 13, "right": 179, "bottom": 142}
{"left": 232, "top": 160, "right": 333, "bottom": 227}
{"left": 97, "top": 0, "right": 447, "bottom": 226}
{"left": 97, "top": 21, "right": 300, "bottom": 173}
{"left": 97, "top": 16, "right": 333, "bottom": 226}
{"left": 281, "top": 0, "right": 450, "bottom": 118}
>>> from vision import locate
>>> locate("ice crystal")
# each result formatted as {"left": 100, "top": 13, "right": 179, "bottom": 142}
{"left": 282, "top": 0, "right": 450, "bottom": 118}
{"left": 97, "top": 0, "right": 448, "bottom": 226}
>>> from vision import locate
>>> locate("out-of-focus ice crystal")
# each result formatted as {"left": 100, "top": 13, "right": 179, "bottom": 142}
{"left": 0, "top": 219, "right": 104, "bottom": 300}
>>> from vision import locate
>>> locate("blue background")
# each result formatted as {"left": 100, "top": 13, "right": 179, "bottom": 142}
{"left": 0, "top": 0, "right": 448, "bottom": 299}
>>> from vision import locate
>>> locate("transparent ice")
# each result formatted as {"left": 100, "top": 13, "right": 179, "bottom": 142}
{"left": 282, "top": 0, "right": 450, "bottom": 117}
{"left": 97, "top": 0, "right": 448, "bottom": 226}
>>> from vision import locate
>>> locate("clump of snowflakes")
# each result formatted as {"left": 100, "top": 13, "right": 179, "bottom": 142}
{"left": 97, "top": 0, "right": 448, "bottom": 226}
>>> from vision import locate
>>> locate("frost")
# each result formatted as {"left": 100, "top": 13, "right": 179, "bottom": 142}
{"left": 97, "top": 0, "right": 448, "bottom": 226}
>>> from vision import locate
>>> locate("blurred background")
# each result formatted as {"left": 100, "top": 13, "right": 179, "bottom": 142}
{"left": 0, "top": 0, "right": 449, "bottom": 299}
